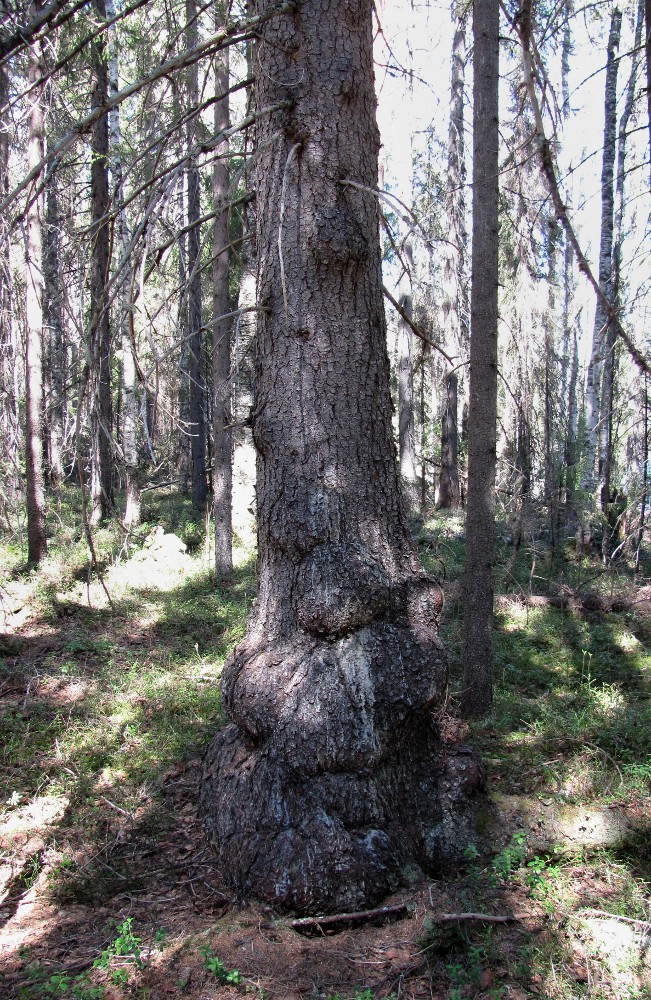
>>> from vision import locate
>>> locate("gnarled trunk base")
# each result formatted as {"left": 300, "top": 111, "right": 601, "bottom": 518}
{"left": 201, "top": 598, "right": 484, "bottom": 914}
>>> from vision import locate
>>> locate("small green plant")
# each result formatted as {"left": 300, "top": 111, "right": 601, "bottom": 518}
{"left": 69, "top": 917, "right": 147, "bottom": 990}
{"left": 490, "top": 831, "right": 527, "bottom": 882}
{"left": 200, "top": 946, "right": 242, "bottom": 984}
{"left": 19, "top": 968, "right": 105, "bottom": 999}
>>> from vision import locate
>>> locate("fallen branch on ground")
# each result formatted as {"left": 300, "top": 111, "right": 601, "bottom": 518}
{"left": 291, "top": 903, "right": 409, "bottom": 934}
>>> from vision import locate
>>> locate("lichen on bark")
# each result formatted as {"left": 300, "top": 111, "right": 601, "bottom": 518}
{"left": 200, "top": 0, "right": 483, "bottom": 914}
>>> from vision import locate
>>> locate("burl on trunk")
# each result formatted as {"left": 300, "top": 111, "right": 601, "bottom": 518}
{"left": 200, "top": 0, "right": 483, "bottom": 914}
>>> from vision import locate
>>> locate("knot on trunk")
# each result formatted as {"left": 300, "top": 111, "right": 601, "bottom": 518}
{"left": 293, "top": 542, "right": 389, "bottom": 635}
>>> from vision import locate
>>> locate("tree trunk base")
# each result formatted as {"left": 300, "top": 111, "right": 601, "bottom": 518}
{"left": 201, "top": 720, "right": 484, "bottom": 915}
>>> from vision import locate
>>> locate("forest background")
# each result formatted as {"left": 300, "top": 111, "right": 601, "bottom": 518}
{"left": 1, "top": 0, "right": 651, "bottom": 998}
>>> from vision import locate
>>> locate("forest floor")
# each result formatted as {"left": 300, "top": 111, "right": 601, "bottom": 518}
{"left": 0, "top": 488, "right": 650, "bottom": 1000}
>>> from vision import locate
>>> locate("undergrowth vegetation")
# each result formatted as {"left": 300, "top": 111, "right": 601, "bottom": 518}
{"left": 0, "top": 491, "right": 650, "bottom": 998}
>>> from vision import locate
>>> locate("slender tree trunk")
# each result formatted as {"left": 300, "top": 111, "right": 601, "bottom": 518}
{"left": 601, "top": 0, "right": 644, "bottom": 562}
{"left": 397, "top": 258, "right": 417, "bottom": 493}
{"left": 186, "top": 0, "right": 207, "bottom": 509}
{"left": 25, "top": 4, "right": 48, "bottom": 563}
{"left": 581, "top": 9, "right": 621, "bottom": 505}
{"left": 106, "top": 0, "right": 139, "bottom": 526}
{"left": 177, "top": 172, "right": 192, "bottom": 492}
{"left": 43, "top": 159, "right": 65, "bottom": 487}
{"left": 438, "top": 7, "right": 468, "bottom": 510}
{"left": 89, "top": 0, "right": 114, "bottom": 522}
{"left": 439, "top": 371, "right": 460, "bottom": 509}
{"left": 0, "top": 60, "right": 21, "bottom": 511}
{"left": 201, "top": 0, "right": 482, "bottom": 914}
{"left": 646, "top": 0, "right": 651, "bottom": 188}
{"left": 543, "top": 218, "right": 560, "bottom": 555}
{"left": 461, "top": 0, "right": 500, "bottom": 718}
{"left": 212, "top": 37, "right": 232, "bottom": 577}
{"left": 636, "top": 376, "right": 648, "bottom": 572}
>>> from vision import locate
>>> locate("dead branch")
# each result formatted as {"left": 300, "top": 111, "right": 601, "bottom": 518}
{"left": 0, "top": 0, "right": 296, "bottom": 218}
{"left": 438, "top": 912, "right": 521, "bottom": 924}
{"left": 291, "top": 903, "right": 409, "bottom": 934}
{"left": 383, "top": 285, "right": 455, "bottom": 365}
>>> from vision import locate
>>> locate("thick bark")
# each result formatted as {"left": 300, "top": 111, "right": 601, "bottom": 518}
{"left": 25, "top": 4, "right": 48, "bottom": 564}
{"left": 89, "top": 0, "right": 114, "bottom": 522}
{"left": 581, "top": 10, "right": 621, "bottom": 501}
{"left": 212, "top": 37, "right": 232, "bottom": 577}
{"left": 461, "top": 0, "right": 499, "bottom": 719}
{"left": 201, "top": 0, "right": 483, "bottom": 914}
{"left": 186, "top": 0, "right": 207, "bottom": 510}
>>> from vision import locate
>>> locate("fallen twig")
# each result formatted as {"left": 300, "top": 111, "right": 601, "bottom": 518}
{"left": 438, "top": 912, "right": 520, "bottom": 924}
{"left": 574, "top": 908, "right": 651, "bottom": 931}
{"left": 291, "top": 903, "right": 409, "bottom": 934}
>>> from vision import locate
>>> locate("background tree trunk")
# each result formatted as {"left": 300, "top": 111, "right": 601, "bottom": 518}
{"left": 0, "top": 59, "right": 21, "bottom": 513}
{"left": 89, "top": 0, "right": 114, "bottom": 522}
{"left": 439, "top": 371, "right": 460, "bottom": 509}
{"left": 438, "top": 7, "right": 468, "bottom": 510}
{"left": 201, "top": 0, "right": 483, "bottom": 915}
{"left": 212, "top": 37, "right": 232, "bottom": 577}
{"left": 43, "top": 157, "right": 65, "bottom": 487}
{"left": 25, "top": 2, "right": 48, "bottom": 564}
{"left": 581, "top": 9, "right": 621, "bottom": 505}
{"left": 186, "top": 0, "right": 207, "bottom": 510}
{"left": 107, "top": 0, "right": 139, "bottom": 526}
{"left": 461, "top": 0, "right": 500, "bottom": 718}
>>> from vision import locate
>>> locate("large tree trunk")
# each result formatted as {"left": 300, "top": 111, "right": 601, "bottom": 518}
{"left": 89, "top": 0, "right": 114, "bottom": 522}
{"left": 25, "top": 3, "right": 47, "bottom": 564}
{"left": 461, "top": 0, "right": 500, "bottom": 718}
{"left": 212, "top": 37, "right": 232, "bottom": 577}
{"left": 186, "top": 0, "right": 207, "bottom": 510}
{"left": 200, "top": 0, "right": 483, "bottom": 915}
